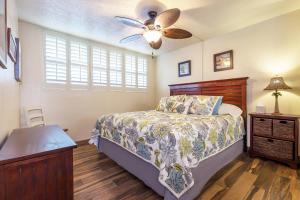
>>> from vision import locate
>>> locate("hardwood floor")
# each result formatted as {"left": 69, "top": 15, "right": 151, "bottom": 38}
{"left": 74, "top": 144, "right": 300, "bottom": 200}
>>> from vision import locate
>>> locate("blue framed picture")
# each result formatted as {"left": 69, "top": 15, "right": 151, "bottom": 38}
{"left": 178, "top": 60, "right": 191, "bottom": 77}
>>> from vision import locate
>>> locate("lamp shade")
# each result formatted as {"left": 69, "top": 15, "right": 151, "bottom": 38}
{"left": 264, "top": 76, "right": 292, "bottom": 91}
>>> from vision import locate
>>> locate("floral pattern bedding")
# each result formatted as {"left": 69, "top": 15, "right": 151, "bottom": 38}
{"left": 91, "top": 110, "right": 245, "bottom": 198}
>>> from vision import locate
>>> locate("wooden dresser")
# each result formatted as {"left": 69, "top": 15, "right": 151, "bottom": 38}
{"left": 0, "top": 125, "right": 77, "bottom": 200}
{"left": 249, "top": 113, "right": 299, "bottom": 168}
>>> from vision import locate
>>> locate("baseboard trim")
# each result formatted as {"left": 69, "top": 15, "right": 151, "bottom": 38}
{"left": 76, "top": 139, "right": 89, "bottom": 146}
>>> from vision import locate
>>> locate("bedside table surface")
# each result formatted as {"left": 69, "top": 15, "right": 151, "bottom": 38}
{"left": 249, "top": 113, "right": 300, "bottom": 119}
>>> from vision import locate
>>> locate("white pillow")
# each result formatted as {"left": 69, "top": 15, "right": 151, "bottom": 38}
{"left": 218, "top": 103, "right": 243, "bottom": 118}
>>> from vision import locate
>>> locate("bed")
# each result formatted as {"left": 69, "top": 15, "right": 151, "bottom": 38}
{"left": 90, "top": 77, "right": 248, "bottom": 200}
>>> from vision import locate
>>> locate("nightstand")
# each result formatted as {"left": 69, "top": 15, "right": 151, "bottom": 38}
{"left": 249, "top": 113, "right": 299, "bottom": 169}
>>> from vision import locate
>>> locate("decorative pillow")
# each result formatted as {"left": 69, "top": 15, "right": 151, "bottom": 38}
{"left": 212, "top": 97, "right": 223, "bottom": 115}
{"left": 218, "top": 103, "right": 243, "bottom": 118}
{"left": 156, "top": 97, "right": 168, "bottom": 112}
{"left": 187, "top": 95, "right": 223, "bottom": 115}
{"left": 165, "top": 96, "right": 193, "bottom": 114}
{"left": 156, "top": 95, "right": 191, "bottom": 114}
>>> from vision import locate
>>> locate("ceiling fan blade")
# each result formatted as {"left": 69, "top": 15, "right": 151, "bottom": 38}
{"left": 120, "top": 34, "right": 143, "bottom": 44}
{"left": 154, "top": 8, "right": 180, "bottom": 29}
{"left": 163, "top": 28, "right": 192, "bottom": 39}
{"left": 115, "top": 16, "right": 145, "bottom": 29}
{"left": 149, "top": 38, "right": 162, "bottom": 49}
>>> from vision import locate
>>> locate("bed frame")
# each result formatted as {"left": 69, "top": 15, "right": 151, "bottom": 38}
{"left": 169, "top": 77, "right": 249, "bottom": 150}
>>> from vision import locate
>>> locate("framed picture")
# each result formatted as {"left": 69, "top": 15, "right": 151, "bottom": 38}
{"left": 7, "top": 28, "right": 17, "bottom": 63}
{"left": 178, "top": 60, "right": 191, "bottom": 77}
{"left": 0, "top": 0, "right": 7, "bottom": 69}
{"left": 214, "top": 50, "right": 233, "bottom": 72}
{"left": 14, "top": 38, "right": 21, "bottom": 82}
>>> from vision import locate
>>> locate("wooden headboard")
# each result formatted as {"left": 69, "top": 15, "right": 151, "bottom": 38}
{"left": 169, "top": 77, "right": 249, "bottom": 122}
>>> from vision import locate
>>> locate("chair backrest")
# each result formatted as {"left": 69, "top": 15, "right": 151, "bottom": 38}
{"left": 24, "top": 107, "right": 46, "bottom": 127}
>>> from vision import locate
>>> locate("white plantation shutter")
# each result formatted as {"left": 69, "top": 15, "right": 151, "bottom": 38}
{"left": 92, "top": 47, "right": 107, "bottom": 86}
{"left": 45, "top": 35, "right": 67, "bottom": 84}
{"left": 125, "top": 55, "right": 136, "bottom": 88}
{"left": 70, "top": 41, "right": 88, "bottom": 85}
{"left": 109, "top": 51, "right": 122, "bottom": 87}
{"left": 137, "top": 57, "right": 148, "bottom": 89}
{"left": 44, "top": 32, "right": 148, "bottom": 89}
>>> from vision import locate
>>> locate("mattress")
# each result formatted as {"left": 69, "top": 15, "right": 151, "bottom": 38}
{"left": 90, "top": 110, "right": 245, "bottom": 199}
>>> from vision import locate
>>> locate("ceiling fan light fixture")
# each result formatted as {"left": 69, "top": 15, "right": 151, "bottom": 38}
{"left": 143, "top": 30, "right": 162, "bottom": 43}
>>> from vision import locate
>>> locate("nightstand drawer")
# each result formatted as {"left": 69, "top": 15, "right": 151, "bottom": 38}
{"left": 253, "top": 136, "right": 294, "bottom": 160}
{"left": 273, "top": 119, "right": 295, "bottom": 140}
{"left": 253, "top": 118, "right": 272, "bottom": 136}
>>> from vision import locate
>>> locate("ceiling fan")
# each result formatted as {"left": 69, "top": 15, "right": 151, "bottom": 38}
{"left": 115, "top": 8, "right": 192, "bottom": 50}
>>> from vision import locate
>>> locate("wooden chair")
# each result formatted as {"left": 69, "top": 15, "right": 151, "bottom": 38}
{"left": 24, "top": 107, "right": 68, "bottom": 132}
{"left": 25, "top": 107, "right": 45, "bottom": 127}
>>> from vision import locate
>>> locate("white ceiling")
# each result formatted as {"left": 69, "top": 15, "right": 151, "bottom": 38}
{"left": 17, "top": 0, "right": 300, "bottom": 55}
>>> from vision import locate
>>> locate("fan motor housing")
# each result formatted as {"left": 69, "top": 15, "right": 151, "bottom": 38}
{"left": 144, "top": 11, "right": 157, "bottom": 29}
{"left": 148, "top": 11, "right": 157, "bottom": 19}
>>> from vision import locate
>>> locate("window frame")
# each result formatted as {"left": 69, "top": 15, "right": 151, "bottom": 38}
{"left": 109, "top": 50, "right": 123, "bottom": 88}
{"left": 44, "top": 33, "right": 68, "bottom": 85}
{"left": 69, "top": 40, "right": 89, "bottom": 86}
{"left": 137, "top": 57, "right": 148, "bottom": 89}
{"left": 125, "top": 54, "right": 137, "bottom": 88}
{"left": 91, "top": 46, "right": 109, "bottom": 87}
{"left": 44, "top": 32, "right": 148, "bottom": 91}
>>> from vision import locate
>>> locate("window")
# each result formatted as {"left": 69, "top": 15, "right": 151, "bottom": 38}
{"left": 45, "top": 34, "right": 67, "bottom": 84}
{"left": 92, "top": 47, "right": 107, "bottom": 86}
{"left": 125, "top": 55, "right": 136, "bottom": 88}
{"left": 44, "top": 33, "right": 148, "bottom": 89}
{"left": 109, "top": 51, "right": 122, "bottom": 87}
{"left": 70, "top": 41, "right": 88, "bottom": 85}
{"left": 137, "top": 57, "right": 148, "bottom": 89}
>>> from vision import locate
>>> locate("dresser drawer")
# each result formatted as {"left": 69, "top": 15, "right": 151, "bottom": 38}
{"left": 253, "top": 136, "right": 294, "bottom": 160}
{"left": 253, "top": 118, "right": 272, "bottom": 136}
{"left": 273, "top": 119, "right": 295, "bottom": 140}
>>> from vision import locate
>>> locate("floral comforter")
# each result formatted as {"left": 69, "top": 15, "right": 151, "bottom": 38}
{"left": 90, "top": 110, "right": 245, "bottom": 198}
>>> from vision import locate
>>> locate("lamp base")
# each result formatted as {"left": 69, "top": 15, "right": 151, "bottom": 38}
{"left": 272, "top": 112, "right": 282, "bottom": 115}
{"left": 273, "top": 94, "right": 280, "bottom": 115}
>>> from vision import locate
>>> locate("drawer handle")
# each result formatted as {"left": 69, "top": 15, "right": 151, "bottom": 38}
{"left": 259, "top": 119, "right": 265, "bottom": 122}
{"left": 267, "top": 138, "right": 274, "bottom": 143}
{"left": 279, "top": 121, "right": 288, "bottom": 124}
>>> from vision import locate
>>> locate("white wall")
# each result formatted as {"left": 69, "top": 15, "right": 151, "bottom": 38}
{"left": 0, "top": 0, "right": 19, "bottom": 144}
{"left": 156, "top": 42, "right": 204, "bottom": 98}
{"left": 19, "top": 21, "right": 157, "bottom": 141}
{"left": 156, "top": 10, "right": 300, "bottom": 146}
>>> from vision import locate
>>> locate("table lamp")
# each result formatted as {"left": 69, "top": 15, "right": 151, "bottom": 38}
{"left": 264, "top": 76, "right": 291, "bottom": 114}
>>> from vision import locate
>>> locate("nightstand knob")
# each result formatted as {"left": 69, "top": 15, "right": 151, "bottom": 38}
{"left": 259, "top": 118, "right": 265, "bottom": 121}
{"left": 279, "top": 120, "right": 287, "bottom": 124}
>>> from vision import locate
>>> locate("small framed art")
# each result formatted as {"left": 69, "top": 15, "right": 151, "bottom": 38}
{"left": 7, "top": 27, "right": 17, "bottom": 63}
{"left": 214, "top": 50, "right": 233, "bottom": 72}
{"left": 14, "top": 38, "right": 21, "bottom": 82}
{"left": 178, "top": 60, "right": 191, "bottom": 77}
{"left": 0, "top": 0, "right": 7, "bottom": 69}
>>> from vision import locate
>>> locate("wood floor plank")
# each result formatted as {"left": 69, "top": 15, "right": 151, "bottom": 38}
{"left": 244, "top": 186, "right": 265, "bottom": 200}
{"left": 73, "top": 144, "right": 299, "bottom": 200}
{"left": 198, "top": 183, "right": 225, "bottom": 200}
{"left": 276, "top": 164, "right": 297, "bottom": 179}
{"left": 266, "top": 176, "right": 292, "bottom": 200}
{"left": 252, "top": 161, "right": 278, "bottom": 199}
{"left": 251, "top": 188, "right": 265, "bottom": 200}
{"left": 221, "top": 172, "right": 257, "bottom": 200}
{"left": 215, "top": 161, "right": 244, "bottom": 187}
{"left": 290, "top": 178, "right": 300, "bottom": 200}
